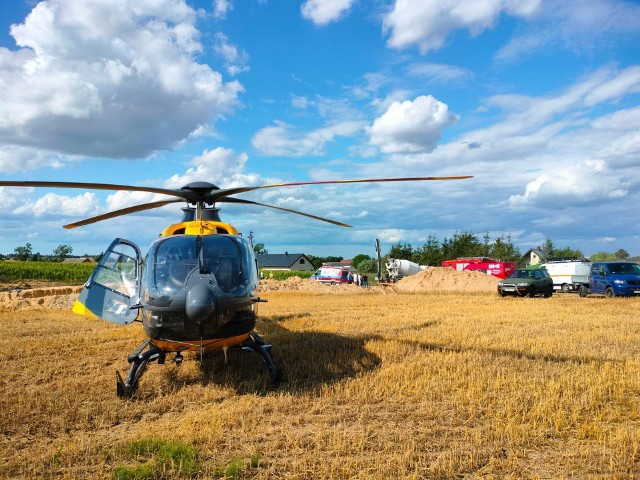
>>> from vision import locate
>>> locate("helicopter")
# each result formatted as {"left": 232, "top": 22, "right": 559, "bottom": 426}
{"left": 0, "top": 176, "right": 472, "bottom": 397}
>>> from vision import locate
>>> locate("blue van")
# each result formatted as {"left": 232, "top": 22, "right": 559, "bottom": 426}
{"left": 579, "top": 262, "right": 640, "bottom": 297}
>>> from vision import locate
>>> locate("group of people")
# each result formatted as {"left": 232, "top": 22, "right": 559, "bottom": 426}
{"left": 347, "top": 271, "right": 368, "bottom": 287}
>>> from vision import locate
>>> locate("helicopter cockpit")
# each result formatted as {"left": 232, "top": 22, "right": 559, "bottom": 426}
{"left": 142, "top": 234, "right": 258, "bottom": 302}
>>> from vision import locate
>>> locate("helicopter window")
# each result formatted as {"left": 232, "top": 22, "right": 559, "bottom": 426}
{"left": 202, "top": 236, "right": 242, "bottom": 291}
{"left": 93, "top": 245, "right": 138, "bottom": 297}
{"left": 143, "top": 235, "right": 258, "bottom": 299}
{"left": 149, "top": 236, "right": 198, "bottom": 294}
{"left": 201, "top": 235, "right": 258, "bottom": 294}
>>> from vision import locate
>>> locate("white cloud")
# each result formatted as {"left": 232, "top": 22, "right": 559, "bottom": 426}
{"left": 166, "top": 146, "right": 260, "bottom": 189}
{"left": 0, "top": 145, "right": 66, "bottom": 173}
{"left": 105, "top": 190, "right": 164, "bottom": 212}
{"left": 595, "top": 132, "right": 640, "bottom": 166}
{"left": 383, "top": 0, "right": 541, "bottom": 53}
{"left": 213, "top": 0, "right": 233, "bottom": 19}
{"left": 377, "top": 229, "right": 407, "bottom": 243}
{"left": 301, "top": 0, "right": 355, "bottom": 26}
{"left": 468, "top": 67, "right": 637, "bottom": 144}
{"left": 0, "top": 0, "right": 242, "bottom": 166}
{"left": 252, "top": 120, "right": 365, "bottom": 157}
{"left": 14, "top": 192, "right": 101, "bottom": 218}
{"left": 508, "top": 160, "right": 628, "bottom": 207}
{"left": 406, "top": 62, "right": 473, "bottom": 84}
{"left": 591, "top": 106, "right": 640, "bottom": 131}
{"left": 291, "top": 94, "right": 312, "bottom": 109}
{"left": 496, "top": 0, "right": 640, "bottom": 62}
{"left": 367, "top": 95, "right": 458, "bottom": 153}
{"left": 583, "top": 66, "right": 640, "bottom": 106}
{"left": 213, "top": 32, "right": 249, "bottom": 76}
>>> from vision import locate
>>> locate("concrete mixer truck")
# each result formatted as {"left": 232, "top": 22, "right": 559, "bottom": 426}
{"left": 385, "top": 258, "right": 426, "bottom": 282}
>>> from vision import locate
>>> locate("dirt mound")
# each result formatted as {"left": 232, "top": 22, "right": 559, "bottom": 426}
{"left": 258, "top": 276, "right": 386, "bottom": 294}
{"left": 0, "top": 278, "right": 385, "bottom": 311}
{"left": 394, "top": 267, "right": 500, "bottom": 292}
{"left": 0, "top": 286, "right": 83, "bottom": 311}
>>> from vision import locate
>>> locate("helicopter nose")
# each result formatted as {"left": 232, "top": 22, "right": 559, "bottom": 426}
{"left": 186, "top": 280, "right": 216, "bottom": 323}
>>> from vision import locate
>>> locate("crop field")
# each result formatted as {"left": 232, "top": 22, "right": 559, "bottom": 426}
{"left": 0, "top": 261, "right": 95, "bottom": 286}
{"left": 1, "top": 288, "right": 639, "bottom": 479}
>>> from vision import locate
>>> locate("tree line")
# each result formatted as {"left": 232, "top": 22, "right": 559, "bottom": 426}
{"left": 6, "top": 235, "right": 637, "bottom": 270}
{"left": 306, "top": 233, "right": 637, "bottom": 274}
{"left": 2, "top": 243, "right": 88, "bottom": 262}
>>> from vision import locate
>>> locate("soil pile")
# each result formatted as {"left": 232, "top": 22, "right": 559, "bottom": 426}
{"left": 0, "top": 278, "right": 382, "bottom": 310}
{"left": 394, "top": 267, "right": 500, "bottom": 293}
{"left": 258, "top": 276, "right": 385, "bottom": 294}
{"left": 0, "top": 286, "right": 82, "bottom": 311}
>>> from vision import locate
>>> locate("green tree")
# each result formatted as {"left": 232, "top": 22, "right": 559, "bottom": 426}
{"left": 14, "top": 243, "right": 33, "bottom": 261}
{"left": 615, "top": 249, "right": 630, "bottom": 260}
{"left": 413, "top": 235, "right": 442, "bottom": 266}
{"left": 480, "top": 232, "right": 492, "bottom": 257}
{"left": 489, "top": 235, "right": 521, "bottom": 263}
{"left": 53, "top": 244, "right": 73, "bottom": 261}
{"left": 352, "top": 254, "right": 372, "bottom": 271}
{"left": 356, "top": 258, "right": 378, "bottom": 274}
{"left": 388, "top": 242, "right": 413, "bottom": 260}
{"left": 253, "top": 243, "right": 268, "bottom": 255}
{"left": 441, "top": 232, "right": 482, "bottom": 260}
{"left": 307, "top": 255, "right": 343, "bottom": 269}
{"left": 541, "top": 237, "right": 555, "bottom": 256}
{"left": 553, "top": 246, "right": 584, "bottom": 260}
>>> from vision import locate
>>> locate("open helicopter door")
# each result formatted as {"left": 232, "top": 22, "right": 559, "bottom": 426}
{"left": 72, "top": 238, "right": 142, "bottom": 325}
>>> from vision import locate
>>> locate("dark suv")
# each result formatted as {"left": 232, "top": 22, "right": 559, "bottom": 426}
{"left": 497, "top": 267, "right": 553, "bottom": 297}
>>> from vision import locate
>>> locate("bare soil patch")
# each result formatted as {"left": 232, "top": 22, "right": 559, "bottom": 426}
{"left": 0, "top": 285, "right": 83, "bottom": 311}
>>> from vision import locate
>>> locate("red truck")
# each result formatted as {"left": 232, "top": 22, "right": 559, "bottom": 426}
{"left": 442, "top": 257, "right": 515, "bottom": 280}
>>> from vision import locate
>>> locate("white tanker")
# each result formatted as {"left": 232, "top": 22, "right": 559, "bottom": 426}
{"left": 385, "top": 258, "right": 426, "bottom": 282}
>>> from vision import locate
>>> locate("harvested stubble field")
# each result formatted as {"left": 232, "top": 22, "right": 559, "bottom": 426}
{"left": 1, "top": 268, "right": 639, "bottom": 479}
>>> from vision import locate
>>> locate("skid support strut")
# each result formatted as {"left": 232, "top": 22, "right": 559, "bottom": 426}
{"left": 241, "top": 332, "right": 281, "bottom": 384}
{"left": 116, "top": 339, "right": 165, "bottom": 398}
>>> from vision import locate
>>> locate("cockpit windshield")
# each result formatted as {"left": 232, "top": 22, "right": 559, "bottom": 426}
{"left": 143, "top": 235, "right": 258, "bottom": 299}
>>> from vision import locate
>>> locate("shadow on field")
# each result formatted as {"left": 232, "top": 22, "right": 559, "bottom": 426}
{"left": 409, "top": 339, "right": 617, "bottom": 365}
{"left": 256, "top": 316, "right": 382, "bottom": 393}
{"left": 142, "top": 313, "right": 381, "bottom": 398}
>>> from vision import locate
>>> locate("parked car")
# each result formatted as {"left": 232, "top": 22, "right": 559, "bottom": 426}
{"left": 497, "top": 267, "right": 554, "bottom": 297}
{"left": 579, "top": 262, "right": 640, "bottom": 297}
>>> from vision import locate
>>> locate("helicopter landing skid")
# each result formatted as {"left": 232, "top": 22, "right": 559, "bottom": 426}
{"left": 116, "top": 339, "right": 165, "bottom": 398}
{"left": 242, "top": 332, "right": 281, "bottom": 384}
{"left": 116, "top": 333, "right": 281, "bottom": 398}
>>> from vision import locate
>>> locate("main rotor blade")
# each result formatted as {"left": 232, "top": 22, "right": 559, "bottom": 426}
{"left": 0, "top": 180, "right": 182, "bottom": 197}
{"left": 219, "top": 197, "right": 352, "bottom": 227}
{"left": 210, "top": 175, "right": 473, "bottom": 201}
{"left": 64, "top": 199, "right": 183, "bottom": 229}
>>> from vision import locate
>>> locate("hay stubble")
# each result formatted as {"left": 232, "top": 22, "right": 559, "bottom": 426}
{"left": 1, "top": 286, "right": 639, "bottom": 478}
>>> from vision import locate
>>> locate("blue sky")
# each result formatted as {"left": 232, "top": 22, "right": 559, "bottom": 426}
{"left": 0, "top": 0, "right": 639, "bottom": 260}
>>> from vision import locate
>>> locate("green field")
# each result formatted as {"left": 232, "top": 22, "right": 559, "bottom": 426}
{"left": 0, "top": 261, "right": 95, "bottom": 284}
{"left": 0, "top": 261, "right": 316, "bottom": 285}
